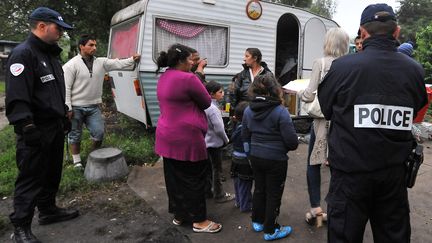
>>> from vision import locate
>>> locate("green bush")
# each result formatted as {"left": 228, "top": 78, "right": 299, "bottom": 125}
{"left": 416, "top": 23, "right": 432, "bottom": 83}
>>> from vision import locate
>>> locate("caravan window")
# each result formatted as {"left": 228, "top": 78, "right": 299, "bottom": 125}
{"left": 154, "top": 18, "right": 228, "bottom": 66}
{"left": 109, "top": 17, "right": 140, "bottom": 59}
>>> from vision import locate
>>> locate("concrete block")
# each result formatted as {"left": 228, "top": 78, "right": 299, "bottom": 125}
{"left": 84, "top": 147, "right": 129, "bottom": 182}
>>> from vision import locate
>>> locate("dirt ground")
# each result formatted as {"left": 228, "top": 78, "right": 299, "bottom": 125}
{"left": 0, "top": 182, "right": 191, "bottom": 243}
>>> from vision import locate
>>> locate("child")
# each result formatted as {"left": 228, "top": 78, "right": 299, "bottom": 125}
{"left": 204, "top": 81, "right": 234, "bottom": 203}
{"left": 230, "top": 101, "right": 253, "bottom": 212}
{"left": 242, "top": 73, "right": 298, "bottom": 241}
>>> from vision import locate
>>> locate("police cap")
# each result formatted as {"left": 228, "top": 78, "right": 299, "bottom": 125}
{"left": 29, "top": 7, "right": 73, "bottom": 30}
{"left": 360, "top": 3, "right": 396, "bottom": 26}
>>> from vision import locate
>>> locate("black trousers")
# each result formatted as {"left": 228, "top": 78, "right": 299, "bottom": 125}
{"left": 207, "top": 147, "right": 225, "bottom": 198}
{"left": 163, "top": 157, "right": 208, "bottom": 223}
{"left": 326, "top": 165, "right": 410, "bottom": 243}
{"left": 250, "top": 156, "right": 288, "bottom": 234}
{"left": 10, "top": 120, "right": 65, "bottom": 227}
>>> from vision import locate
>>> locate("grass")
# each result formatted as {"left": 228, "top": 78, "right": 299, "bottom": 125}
{"left": 0, "top": 215, "right": 8, "bottom": 236}
{"left": 0, "top": 81, "right": 5, "bottom": 94}
{"left": 0, "top": 126, "right": 17, "bottom": 197}
{"left": 0, "top": 114, "right": 157, "bottom": 198}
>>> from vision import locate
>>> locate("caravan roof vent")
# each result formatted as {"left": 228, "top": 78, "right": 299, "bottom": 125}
{"left": 202, "top": 0, "right": 216, "bottom": 5}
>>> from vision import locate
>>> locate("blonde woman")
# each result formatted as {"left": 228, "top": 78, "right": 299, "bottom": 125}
{"left": 299, "top": 27, "right": 349, "bottom": 226}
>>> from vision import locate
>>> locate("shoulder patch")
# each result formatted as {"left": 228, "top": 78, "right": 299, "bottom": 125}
{"left": 10, "top": 63, "right": 25, "bottom": 76}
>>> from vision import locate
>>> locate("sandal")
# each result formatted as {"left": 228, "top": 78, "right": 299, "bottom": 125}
{"left": 193, "top": 221, "right": 222, "bottom": 233}
{"left": 172, "top": 218, "right": 182, "bottom": 226}
{"left": 305, "top": 210, "right": 327, "bottom": 227}
{"left": 215, "top": 192, "right": 235, "bottom": 203}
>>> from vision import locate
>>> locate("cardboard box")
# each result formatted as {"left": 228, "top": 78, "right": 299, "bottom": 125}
{"left": 283, "top": 79, "right": 310, "bottom": 117}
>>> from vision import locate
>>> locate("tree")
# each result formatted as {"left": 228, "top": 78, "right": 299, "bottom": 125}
{"left": 415, "top": 23, "right": 432, "bottom": 83}
{"left": 269, "top": 0, "right": 312, "bottom": 8}
{"left": 396, "top": 0, "right": 432, "bottom": 43}
{"left": 267, "top": 0, "right": 336, "bottom": 19}
{"left": 309, "top": 0, "right": 336, "bottom": 19}
{"left": 0, "top": 0, "right": 140, "bottom": 58}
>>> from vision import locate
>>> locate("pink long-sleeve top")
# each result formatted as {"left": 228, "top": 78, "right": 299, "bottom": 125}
{"left": 155, "top": 68, "right": 211, "bottom": 162}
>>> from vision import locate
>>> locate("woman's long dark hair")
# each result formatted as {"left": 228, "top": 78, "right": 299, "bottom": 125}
{"left": 155, "top": 43, "right": 194, "bottom": 73}
{"left": 246, "top": 47, "right": 262, "bottom": 64}
{"left": 248, "top": 73, "right": 284, "bottom": 104}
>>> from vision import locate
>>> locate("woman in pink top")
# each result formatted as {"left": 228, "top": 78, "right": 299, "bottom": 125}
{"left": 155, "top": 43, "right": 222, "bottom": 233}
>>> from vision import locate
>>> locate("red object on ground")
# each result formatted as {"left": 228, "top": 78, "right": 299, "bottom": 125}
{"left": 414, "top": 86, "right": 432, "bottom": 123}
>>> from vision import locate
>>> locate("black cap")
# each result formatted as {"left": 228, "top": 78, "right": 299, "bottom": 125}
{"left": 29, "top": 7, "right": 73, "bottom": 30}
{"left": 360, "top": 3, "right": 396, "bottom": 26}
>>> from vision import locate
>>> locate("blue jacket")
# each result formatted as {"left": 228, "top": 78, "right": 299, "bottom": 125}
{"left": 231, "top": 123, "right": 246, "bottom": 156}
{"left": 242, "top": 96, "right": 298, "bottom": 161}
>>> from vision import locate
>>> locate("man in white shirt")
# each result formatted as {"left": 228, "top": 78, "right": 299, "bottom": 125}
{"left": 63, "top": 34, "right": 140, "bottom": 168}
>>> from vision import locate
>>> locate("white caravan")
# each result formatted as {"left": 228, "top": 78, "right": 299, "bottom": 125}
{"left": 107, "top": 0, "right": 338, "bottom": 127}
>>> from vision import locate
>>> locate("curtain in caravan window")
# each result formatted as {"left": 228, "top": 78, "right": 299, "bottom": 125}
{"left": 155, "top": 19, "right": 228, "bottom": 66}
{"left": 110, "top": 18, "right": 140, "bottom": 59}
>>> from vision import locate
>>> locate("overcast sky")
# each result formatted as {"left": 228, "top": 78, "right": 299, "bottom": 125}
{"left": 332, "top": 0, "right": 400, "bottom": 38}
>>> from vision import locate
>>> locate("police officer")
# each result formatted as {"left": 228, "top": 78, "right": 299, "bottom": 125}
{"left": 318, "top": 4, "right": 427, "bottom": 243}
{"left": 6, "top": 7, "right": 79, "bottom": 243}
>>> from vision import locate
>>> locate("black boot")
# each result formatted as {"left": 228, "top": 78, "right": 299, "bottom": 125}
{"left": 11, "top": 225, "right": 42, "bottom": 243}
{"left": 38, "top": 206, "right": 79, "bottom": 225}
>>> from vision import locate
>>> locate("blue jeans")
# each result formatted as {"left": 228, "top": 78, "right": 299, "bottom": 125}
{"left": 68, "top": 105, "right": 104, "bottom": 144}
{"left": 234, "top": 177, "right": 252, "bottom": 212}
{"left": 307, "top": 125, "right": 322, "bottom": 208}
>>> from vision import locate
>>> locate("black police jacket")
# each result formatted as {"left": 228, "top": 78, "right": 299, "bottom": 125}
{"left": 318, "top": 35, "right": 428, "bottom": 173}
{"left": 6, "top": 33, "right": 67, "bottom": 125}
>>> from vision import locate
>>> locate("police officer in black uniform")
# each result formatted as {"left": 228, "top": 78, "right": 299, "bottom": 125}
{"left": 318, "top": 4, "right": 428, "bottom": 243}
{"left": 6, "top": 7, "right": 79, "bottom": 243}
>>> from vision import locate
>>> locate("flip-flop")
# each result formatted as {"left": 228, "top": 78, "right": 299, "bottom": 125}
{"left": 193, "top": 221, "right": 222, "bottom": 233}
{"left": 215, "top": 192, "right": 235, "bottom": 203}
{"left": 305, "top": 211, "right": 328, "bottom": 225}
{"left": 172, "top": 218, "right": 182, "bottom": 226}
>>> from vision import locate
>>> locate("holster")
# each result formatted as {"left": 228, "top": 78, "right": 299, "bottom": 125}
{"left": 405, "top": 142, "right": 424, "bottom": 188}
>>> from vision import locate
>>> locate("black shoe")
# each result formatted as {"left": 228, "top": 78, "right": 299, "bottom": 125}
{"left": 11, "top": 226, "right": 41, "bottom": 243}
{"left": 38, "top": 206, "right": 79, "bottom": 225}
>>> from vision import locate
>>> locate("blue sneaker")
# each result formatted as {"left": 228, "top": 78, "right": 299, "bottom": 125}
{"left": 279, "top": 226, "right": 292, "bottom": 233}
{"left": 252, "top": 222, "right": 264, "bottom": 232}
{"left": 263, "top": 226, "right": 292, "bottom": 241}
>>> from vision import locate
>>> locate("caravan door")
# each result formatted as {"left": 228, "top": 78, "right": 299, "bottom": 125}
{"left": 302, "top": 18, "right": 327, "bottom": 79}
{"left": 108, "top": 17, "right": 147, "bottom": 125}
